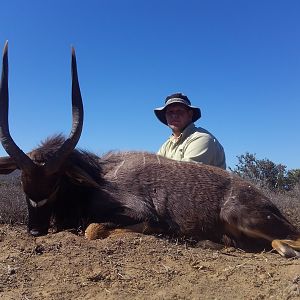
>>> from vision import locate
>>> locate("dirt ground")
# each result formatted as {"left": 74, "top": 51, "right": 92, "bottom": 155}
{"left": 0, "top": 225, "right": 299, "bottom": 300}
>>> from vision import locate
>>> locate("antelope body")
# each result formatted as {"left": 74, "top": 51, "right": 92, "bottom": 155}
{"left": 0, "top": 42, "right": 299, "bottom": 258}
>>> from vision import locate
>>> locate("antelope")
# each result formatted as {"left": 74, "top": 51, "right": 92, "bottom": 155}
{"left": 0, "top": 42, "right": 299, "bottom": 258}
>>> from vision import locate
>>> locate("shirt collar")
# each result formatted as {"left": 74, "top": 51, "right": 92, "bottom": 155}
{"left": 170, "top": 123, "right": 196, "bottom": 142}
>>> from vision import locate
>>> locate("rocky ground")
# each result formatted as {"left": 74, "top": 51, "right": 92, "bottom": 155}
{"left": 0, "top": 224, "right": 299, "bottom": 300}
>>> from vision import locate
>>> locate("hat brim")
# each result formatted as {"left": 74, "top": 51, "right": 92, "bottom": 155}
{"left": 154, "top": 105, "right": 201, "bottom": 125}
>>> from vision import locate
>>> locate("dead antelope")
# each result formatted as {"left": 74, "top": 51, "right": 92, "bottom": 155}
{"left": 0, "top": 42, "right": 299, "bottom": 258}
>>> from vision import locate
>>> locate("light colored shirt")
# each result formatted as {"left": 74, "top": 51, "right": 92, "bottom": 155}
{"left": 157, "top": 123, "right": 226, "bottom": 169}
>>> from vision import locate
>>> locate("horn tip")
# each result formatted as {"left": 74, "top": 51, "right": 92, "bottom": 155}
{"left": 71, "top": 46, "right": 76, "bottom": 57}
{"left": 3, "top": 41, "right": 8, "bottom": 55}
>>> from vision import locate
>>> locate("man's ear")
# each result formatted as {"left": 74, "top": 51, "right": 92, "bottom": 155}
{"left": 0, "top": 156, "right": 19, "bottom": 174}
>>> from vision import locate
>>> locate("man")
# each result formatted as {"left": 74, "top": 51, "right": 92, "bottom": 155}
{"left": 154, "top": 92, "right": 226, "bottom": 169}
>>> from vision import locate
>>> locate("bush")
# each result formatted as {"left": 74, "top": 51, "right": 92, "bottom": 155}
{"left": 230, "top": 152, "right": 300, "bottom": 192}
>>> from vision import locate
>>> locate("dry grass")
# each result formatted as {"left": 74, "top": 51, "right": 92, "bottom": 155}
{"left": 263, "top": 183, "right": 300, "bottom": 230}
{"left": 0, "top": 172, "right": 27, "bottom": 224}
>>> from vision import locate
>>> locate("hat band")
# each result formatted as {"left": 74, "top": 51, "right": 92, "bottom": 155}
{"left": 165, "top": 98, "right": 191, "bottom": 106}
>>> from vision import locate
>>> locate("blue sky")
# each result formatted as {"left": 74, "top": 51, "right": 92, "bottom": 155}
{"left": 0, "top": 0, "right": 299, "bottom": 170}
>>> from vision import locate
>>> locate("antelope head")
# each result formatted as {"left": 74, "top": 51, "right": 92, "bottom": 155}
{"left": 0, "top": 41, "right": 84, "bottom": 236}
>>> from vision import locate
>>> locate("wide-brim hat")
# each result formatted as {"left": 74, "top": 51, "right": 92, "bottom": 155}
{"left": 154, "top": 93, "right": 201, "bottom": 125}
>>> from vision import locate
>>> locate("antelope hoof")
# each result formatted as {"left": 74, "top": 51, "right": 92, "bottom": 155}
{"left": 272, "top": 239, "right": 300, "bottom": 258}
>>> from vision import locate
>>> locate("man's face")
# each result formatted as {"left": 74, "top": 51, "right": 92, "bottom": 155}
{"left": 165, "top": 103, "right": 193, "bottom": 135}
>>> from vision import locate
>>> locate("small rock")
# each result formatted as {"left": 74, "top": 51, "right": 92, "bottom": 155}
{"left": 7, "top": 265, "right": 16, "bottom": 275}
{"left": 34, "top": 244, "right": 45, "bottom": 255}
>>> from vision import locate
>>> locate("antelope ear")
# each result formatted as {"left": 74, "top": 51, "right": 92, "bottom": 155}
{"left": 0, "top": 156, "right": 19, "bottom": 174}
{"left": 65, "top": 165, "right": 101, "bottom": 189}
